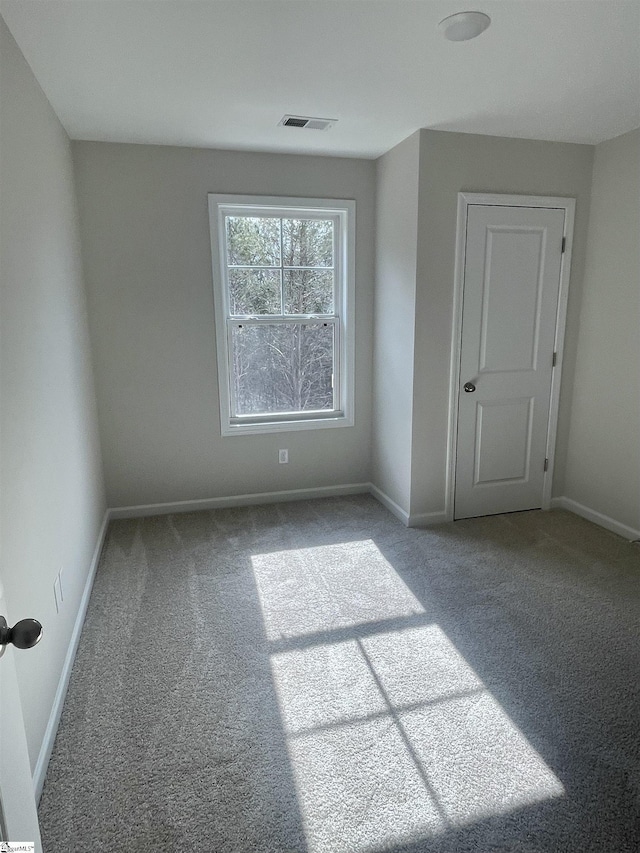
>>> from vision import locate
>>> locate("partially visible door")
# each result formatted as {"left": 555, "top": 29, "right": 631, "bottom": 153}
{"left": 0, "top": 583, "right": 43, "bottom": 851}
{"left": 455, "top": 203, "right": 566, "bottom": 520}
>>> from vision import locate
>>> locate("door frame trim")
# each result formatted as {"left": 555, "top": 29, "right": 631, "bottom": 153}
{"left": 445, "top": 192, "right": 576, "bottom": 521}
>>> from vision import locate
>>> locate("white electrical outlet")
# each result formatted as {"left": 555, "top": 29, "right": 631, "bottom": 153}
{"left": 278, "top": 449, "right": 289, "bottom": 464}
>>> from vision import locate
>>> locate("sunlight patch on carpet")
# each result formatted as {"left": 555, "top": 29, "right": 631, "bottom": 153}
{"left": 251, "top": 539, "right": 425, "bottom": 640}
{"left": 398, "top": 688, "right": 564, "bottom": 826}
{"left": 254, "top": 543, "right": 565, "bottom": 853}
{"left": 285, "top": 716, "right": 446, "bottom": 851}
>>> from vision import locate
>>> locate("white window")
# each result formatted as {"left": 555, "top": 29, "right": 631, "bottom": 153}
{"left": 208, "top": 194, "right": 355, "bottom": 435}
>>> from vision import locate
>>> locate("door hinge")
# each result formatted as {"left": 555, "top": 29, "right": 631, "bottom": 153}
{"left": 552, "top": 351, "right": 557, "bottom": 367}
{"left": 561, "top": 236, "right": 566, "bottom": 253}
{"left": 544, "top": 457, "right": 549, "bottom": 472}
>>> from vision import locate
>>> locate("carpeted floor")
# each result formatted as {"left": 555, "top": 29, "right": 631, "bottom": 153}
{"left": 39, "top": 496, "right": 640, "bottom": 852}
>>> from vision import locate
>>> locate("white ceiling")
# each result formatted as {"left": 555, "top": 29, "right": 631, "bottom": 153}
{"left": 2, "top": 0, "right": 639, "bottom": 159}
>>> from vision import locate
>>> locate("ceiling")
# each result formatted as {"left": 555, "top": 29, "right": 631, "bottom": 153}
{"left": 2, "top": 0, "right": 639, "bottom": 159}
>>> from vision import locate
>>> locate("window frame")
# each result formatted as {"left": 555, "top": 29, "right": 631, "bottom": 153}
{"left": 208, "top": 194, "right": 355, "bottom": 436}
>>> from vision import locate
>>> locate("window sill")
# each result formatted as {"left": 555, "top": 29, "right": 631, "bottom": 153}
{"left": 221, "top": 413, "right": 354, "bottom": 437}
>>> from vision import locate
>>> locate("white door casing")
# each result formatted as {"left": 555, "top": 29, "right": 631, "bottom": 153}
{"left": 448, "top": 194, "right": 575, "bottom": 521}
{"left": 0, "top": 583, "right": 43, "bottom": 850}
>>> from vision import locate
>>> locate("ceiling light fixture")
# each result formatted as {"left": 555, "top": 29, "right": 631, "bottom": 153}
{"left": 438, "top": 11, "right": 491, "bottom": 42}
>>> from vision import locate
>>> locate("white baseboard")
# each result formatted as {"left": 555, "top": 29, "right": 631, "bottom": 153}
{"left": 368, "top": 483, "right": 411, "bottom": 526}
{"left": 408, "top": 510, "right": 449, "bottom": 528}
{"left": 550, "top": 496, "right": 640, "bottom": 541}
{"left": 369, "top": 483, "right": 409, "bottom": 527}
{"left": 33, "top": 508, "right": 110, "bottom": 801}
{"left": 368, "top": 484, "right": 448, "bottom": 528}
{"left": 109, "top": 483, "right": 371, "bottom": 520}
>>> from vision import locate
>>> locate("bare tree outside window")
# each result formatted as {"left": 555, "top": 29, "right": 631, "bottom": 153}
{"left": 226, "top": 215, "right": 336, "bottom": 417}
{"left": 232, "top": 323, "right": 333, "bottom": 415}
{"left": 209, "top": 195, "right": 354, "bottom": 435}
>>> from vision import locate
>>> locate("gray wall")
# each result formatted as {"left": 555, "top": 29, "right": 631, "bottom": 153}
{"left": 371, "top": 132, "right": 421, "bottom": 515}
{"left": 564, "top": 129, "right": 640, "bottom": 531}
{"left": 0, "top": 18, "right": 106, "bottom": 771}
{"left": 73, "top": 142, "right": 375, "bottom": 508}
{"left": 411, "top": 130, "right": 595, "bottom": 517}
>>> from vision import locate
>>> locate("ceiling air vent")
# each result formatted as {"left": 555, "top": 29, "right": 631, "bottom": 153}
{"left": 279, "top": 115, "right": 336, "bottom": 131}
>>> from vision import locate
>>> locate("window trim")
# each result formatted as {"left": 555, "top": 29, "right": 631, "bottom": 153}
{"left": 208, "top": 194, "right": 355, "bottom": 436}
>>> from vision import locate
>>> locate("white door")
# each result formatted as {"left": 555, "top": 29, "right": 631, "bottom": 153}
{"left": 0, "top": 584, "right": 43, "bottom": 851}
{"left": 455, "top": 203, "right": 566, "bottom": 520}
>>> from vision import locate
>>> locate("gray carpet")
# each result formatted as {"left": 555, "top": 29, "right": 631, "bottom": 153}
{"left": 39, "top": 496, "right": 640, "bottom": 852}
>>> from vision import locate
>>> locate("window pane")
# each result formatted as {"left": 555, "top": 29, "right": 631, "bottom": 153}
{"left": 229, "top": 269, "right": 281, "bottom": 315}
{"left": 284, "top": 270, "right": 334, "bottom": 314}
{"left": 231, "top": 323, "right": 334, "bottom": 416}
{"left": 282, "top": 219, "right": 333, "bottom": 268}
{"left": 226, "top": 216, "right": 280, "bottom": 266}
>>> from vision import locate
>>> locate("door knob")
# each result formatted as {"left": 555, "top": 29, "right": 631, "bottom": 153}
{"left": 463, "top": 382, "right": 476, "bottom": 393}
{"left": 0, "top": 615, "right": 43, "bottom": 655}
